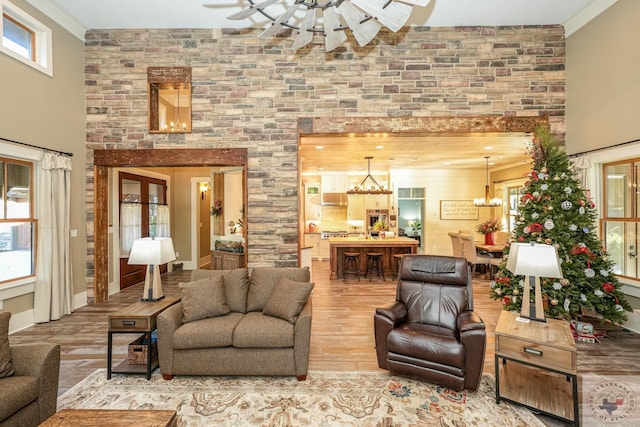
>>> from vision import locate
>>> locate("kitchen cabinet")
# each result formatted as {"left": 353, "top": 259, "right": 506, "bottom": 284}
{"left": 305, "top": 233, "right": 320, "bottom": 259}
{"left": 304, "top": 183, "right": 321, "bottom": 221}
{"left": 318, "top": 239, "right": 330, "bottom": 260}
{"left": 321, "top": 174, "right": 348, "bottom": 193}
{"left": 211, "top": 250, "right": 245, "bottom": 270}
{"left": 366, "top": 194, "right": 388, "bottom": 209}
{"left": 347, "top": 194, "right": 365, "bottom": 221}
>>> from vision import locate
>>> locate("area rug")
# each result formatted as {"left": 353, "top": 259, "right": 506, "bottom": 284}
{"left": 58, "top": 370, "right": 544, "bottom": 426}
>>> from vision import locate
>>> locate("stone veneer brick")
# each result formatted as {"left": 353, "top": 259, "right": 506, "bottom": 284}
{"left": 83, "top": 25, "right": 565, "bottom": 291}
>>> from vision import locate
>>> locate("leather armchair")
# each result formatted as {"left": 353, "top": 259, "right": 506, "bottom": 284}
{"left": 374, "top": 255, "right": 486, "bottom": 391}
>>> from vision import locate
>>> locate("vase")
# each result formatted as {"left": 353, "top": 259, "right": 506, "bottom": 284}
{"left": 484, "top": 233, "right": 494, "bottom": 246}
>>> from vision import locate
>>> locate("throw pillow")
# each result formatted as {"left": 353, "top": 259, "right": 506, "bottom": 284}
{"left": 262, "top": 277, "right": 314, "bottom": 323}
{"left": 180, "top": 276, "right": 230, "bottom": 323}
{"left": 0, "top": 312, "right": 15, "bottom": 378}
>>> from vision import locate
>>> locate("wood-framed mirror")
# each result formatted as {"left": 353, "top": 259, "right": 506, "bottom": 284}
{"left": 148, "top": 66, "right": 192, "bottom": 133}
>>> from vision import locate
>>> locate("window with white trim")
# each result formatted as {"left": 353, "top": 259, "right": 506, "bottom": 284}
{"left": 1, "top": 0, "right": 52, "bottom": 76}
{"left": 0, "top": 156, "right": 36, "bottom": 284}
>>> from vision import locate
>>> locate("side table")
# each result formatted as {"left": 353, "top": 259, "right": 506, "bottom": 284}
{"left": 494, "top": 310, "right": 579, "bottom": 426}
{"left": 107, "top": 297, "right": 179, "bottom": 380}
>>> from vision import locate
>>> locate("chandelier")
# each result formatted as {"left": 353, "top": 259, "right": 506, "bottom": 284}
{"left": 227, "top": 0, "right": 432, "bottom": 52}
{"left": 474, "top": 156, "right": 502, "bottom": 207}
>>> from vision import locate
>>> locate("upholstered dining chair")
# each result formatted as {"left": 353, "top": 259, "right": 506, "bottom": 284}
{"left": 448, "top": 232, "right": 464, "bottom": 258}
{"left": 374, "top": 255, "right": 486, "bottom": 391}
{"left": 458, "top": 233, "right": 501, "bottom": 277}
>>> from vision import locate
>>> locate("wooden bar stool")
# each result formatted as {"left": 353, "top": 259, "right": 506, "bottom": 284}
{"left": 365, "top": 252, "right": 385, "bottom": 281}
{"left": 392, "top": 253, "right": 404, "bottom": 279}
{"left": 343, "top": 252, "right": 361, "bottom": 282}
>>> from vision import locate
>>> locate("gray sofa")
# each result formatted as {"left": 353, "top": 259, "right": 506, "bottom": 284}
{"left": 157, "top": 267, "right": 313, "bottom": 380}
{"left": 0, "top": 343, "right": 61, "bottom": 427}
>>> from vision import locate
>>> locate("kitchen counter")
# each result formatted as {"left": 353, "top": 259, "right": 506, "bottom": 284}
{"left": 328, "top": 237, "right": 419, "bottom": 280}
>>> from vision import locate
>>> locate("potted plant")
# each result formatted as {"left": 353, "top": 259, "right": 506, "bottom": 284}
{"left": 475, "top": 217, "right": 502, "bottom": 245}
{"left": 409, "top": 220, "right": 421, "bottom": 236}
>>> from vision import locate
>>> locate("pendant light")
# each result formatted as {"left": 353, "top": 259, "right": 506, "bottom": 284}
{"left": 346, "top": 156, "right": 392, "bottom": 195}
{"left": 474, "top": 156, "right": 501, "bottom": 207}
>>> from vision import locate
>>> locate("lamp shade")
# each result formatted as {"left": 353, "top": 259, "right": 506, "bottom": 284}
{"left": 128, "top": 237, "right": 176, "bottom": 265}
{"left": 506, "top": 242, "right": 563, "bottom": 278}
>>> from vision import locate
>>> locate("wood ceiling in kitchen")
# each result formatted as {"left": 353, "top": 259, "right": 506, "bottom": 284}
{"left": 299, "top": 132, "right": 532, "bottom": 175}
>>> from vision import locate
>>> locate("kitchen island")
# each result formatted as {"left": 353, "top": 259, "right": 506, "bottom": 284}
{"left": 328, "top": 236, "right": 419, "bottom": 280}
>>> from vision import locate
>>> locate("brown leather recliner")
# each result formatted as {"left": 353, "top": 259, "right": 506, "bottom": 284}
{"left": 374, "top": 254, "right": 486, "bottom": 391}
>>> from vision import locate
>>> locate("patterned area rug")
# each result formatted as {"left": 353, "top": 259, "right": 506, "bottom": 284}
{"left": 58, "top": 370, "right": 544, "bottom": 426}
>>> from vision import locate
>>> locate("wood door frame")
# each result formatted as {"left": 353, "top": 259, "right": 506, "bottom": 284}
{"left": 93, "top": 148, "right": 248, "bottom": 304}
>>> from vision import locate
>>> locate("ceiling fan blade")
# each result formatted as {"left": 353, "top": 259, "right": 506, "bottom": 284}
{"left": 259, "top": 4, "right": 300, "bottom": 39}
{"left": 227, "top": 0, "right": 279, "bottom": 20}
{"left": 398, "top": 0, "right": 432, "bottom": 6}
{"left": 292, "top": 7, "right": 316, "bottom": 50}
{"left": 338, "top": 1, "right": 381, "bottom": 47}
{"left": 351, "top": 0, "right": 413, "bottom": 33}
{"left": 322, "top": 7, "right": 347, "bottom": 52}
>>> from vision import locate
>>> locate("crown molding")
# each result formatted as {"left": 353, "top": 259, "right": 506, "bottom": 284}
{"left": 25, "top": 0, "right": 87, "bottom": 41}
{"left": 564, "top": 0, "right": 618, "bottom": 37}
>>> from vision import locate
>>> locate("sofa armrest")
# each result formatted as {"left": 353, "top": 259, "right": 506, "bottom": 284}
{"left": 157, "top": 302, "right": 184, "bottom": 377}
{"left": 10, "top": 343, "right": 61, "bottom": 421}
{"left": 293, "top": 297, "right": 312, "bottom": 379}
{"left": 457, "top": 311, "right": 486, "bottom": 391}
{"left": 374, "top": 302, "right": 407, "bottom": 370}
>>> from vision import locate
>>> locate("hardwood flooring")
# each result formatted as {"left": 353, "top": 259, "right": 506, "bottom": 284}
{"left": 8, "top": 260, "right": 640, "bottom": 426}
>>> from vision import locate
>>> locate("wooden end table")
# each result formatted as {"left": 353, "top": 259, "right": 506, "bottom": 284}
{"left": 40, "top": 409, "right": 177, "bottom": 426}
{"left": 494, "top": 310, "right": 579, "bottom": 426}
{"left": 107, "top": 297, "right": 179, "bottom": 380}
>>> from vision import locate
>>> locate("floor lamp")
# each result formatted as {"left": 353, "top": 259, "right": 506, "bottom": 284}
{"left": 506, "top": 242, "right": 563, "bottom": 322}
{"left": 128, "top": 237, "right": 176, "bottom": 302}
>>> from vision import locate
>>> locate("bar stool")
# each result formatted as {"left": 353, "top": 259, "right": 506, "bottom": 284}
{"left": 343, "top": 252, "right": 361, "bottom": 282}
{"left": 392, "top": 253, "right": 404, "bottom": 279}
{"left": 365, "top": 252, "right": 385, "bottom": 281}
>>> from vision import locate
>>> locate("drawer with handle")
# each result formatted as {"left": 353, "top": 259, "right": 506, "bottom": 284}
{"left": 496, "top": 335, "right": 576, "bottom": 372}
{"left": 109, "top": 317, "right": 152, "bottom": 331}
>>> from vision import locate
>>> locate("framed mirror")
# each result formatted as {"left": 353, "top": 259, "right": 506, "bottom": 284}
{"left": 148, "top": 67, "right": 192, "bottom": 133}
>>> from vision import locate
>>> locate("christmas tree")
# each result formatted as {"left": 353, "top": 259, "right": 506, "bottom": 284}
{"left": 490, "top": 126, "right": 631, "bottom": 324}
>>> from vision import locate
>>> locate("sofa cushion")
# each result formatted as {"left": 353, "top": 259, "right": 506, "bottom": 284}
{"left": 233, "top": 312, "right": 294, "bottom": 348}
{"left": 262, "top": 277, "right": 314, "bottom": 323}
{"left": 0, "top": 376, "right": 38, "bottom": 421}
{"left": 247, "top": 267, "right": 311, "bottom": 312}
{"left": 173, "top": 313, "right": 244, "bottom": 350}
{"left": 180, "top": 276, "right": 230, "bottom": 323}
{"left": 0, "top": 312, "right": 14, "bottom": 379}
{"left": 190, "top": 269, "right": 249, "bottom": 313}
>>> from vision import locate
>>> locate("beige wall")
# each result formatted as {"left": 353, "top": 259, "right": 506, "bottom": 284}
{"left": 0, "top": 0, "right": 86, "bottom": 317}
{"left": 566, "top": 0, "right": 640, "bottom": 153}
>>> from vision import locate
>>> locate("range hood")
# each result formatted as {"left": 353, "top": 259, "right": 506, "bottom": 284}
{"left": 346, "top": 156, "right": 392, "bottom": 195}
{"left": 321, "top": 192, "right": 348, "bottom": 206}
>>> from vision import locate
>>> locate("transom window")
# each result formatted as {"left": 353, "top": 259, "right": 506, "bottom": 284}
{"left": 0, "top": 157, "right": 35, "bottom": 284}
{"left": 1, "top": 0, "right": 52, "bottom": 76}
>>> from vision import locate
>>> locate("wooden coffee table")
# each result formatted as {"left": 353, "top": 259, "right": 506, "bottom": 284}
{"left": 40, "top": 409, "right": 177, "bottom": 426}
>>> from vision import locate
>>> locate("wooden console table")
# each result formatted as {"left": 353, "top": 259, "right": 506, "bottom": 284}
{"left": 107, "top": 297, "right": 179, "bottom": 380}
{"left": 495, "top": 310, "right": 578, "bottom": 426}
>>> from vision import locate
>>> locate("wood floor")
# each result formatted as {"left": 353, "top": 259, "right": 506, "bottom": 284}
{"left": 8, "top": 260, "right": 640, "bottom": 425}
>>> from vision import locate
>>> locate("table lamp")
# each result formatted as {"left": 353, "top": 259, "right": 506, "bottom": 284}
{"left": 128, "top": 237, "right": 176, "bottom": 302}
{"left": 506, "top": 242, "right": 563, "bottom": 322}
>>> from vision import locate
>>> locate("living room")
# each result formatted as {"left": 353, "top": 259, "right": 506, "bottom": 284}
{"left": 1, "top": 0, "right": 640, "bottom": 425}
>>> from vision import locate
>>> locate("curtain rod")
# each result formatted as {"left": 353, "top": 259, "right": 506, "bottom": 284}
{"left": 0, "top": 136, "right": 73, "bottom": 157}
{"left": 569, "top": 137, "right": 640, "bottom": 158}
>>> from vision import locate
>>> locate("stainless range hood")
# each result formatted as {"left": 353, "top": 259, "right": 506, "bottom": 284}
{"left": 321, "top": 192, "right": 348, "bottom": 206}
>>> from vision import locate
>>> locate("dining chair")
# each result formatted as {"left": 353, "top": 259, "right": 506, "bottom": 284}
{"left": 458, "top": 234, "right": 501, "bottom": 277}
{"left": 448, "top": 232, "right": 464, "bottom": 258}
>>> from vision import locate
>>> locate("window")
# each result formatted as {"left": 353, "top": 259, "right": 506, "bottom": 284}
{"left": 1, "top": 0, "right": 52, "bottom": 76}
{"left": 0, "top": 157, "right": 35, "bottom": 284}
{"left": 602, "top": 159, "right": 640, "bottom": 281}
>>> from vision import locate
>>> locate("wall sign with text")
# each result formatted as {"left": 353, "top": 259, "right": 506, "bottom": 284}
{"left": 440, "top": 200, "right": 479, "bottom": 220}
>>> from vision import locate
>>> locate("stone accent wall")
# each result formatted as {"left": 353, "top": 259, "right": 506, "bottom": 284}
{"left": 84, "top": 25, "right": 565, "bottom": 290}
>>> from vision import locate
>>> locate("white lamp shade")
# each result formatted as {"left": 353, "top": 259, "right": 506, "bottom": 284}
{"left": 128, "top": 237, "right": 176, "bottom": 265}
{"left": 506, "top": 242, "right": 563, "bottom": 278}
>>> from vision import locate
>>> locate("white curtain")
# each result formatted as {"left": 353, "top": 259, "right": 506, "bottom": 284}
{"left": 156, "top": 205, "right": 170, "bottom": 237}
{"left": 572, "top": 155, "right": 591, "bottom": 190}
{"left": 120, "top": 202, "right": 141, "bottom": 252}
{"left": 34, "top": 152, "right": 73, "bottom": 323}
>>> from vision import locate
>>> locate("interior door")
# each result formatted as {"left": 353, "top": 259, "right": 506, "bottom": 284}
{"left": 119, "top": 172, "right": 168, "bottom": 289}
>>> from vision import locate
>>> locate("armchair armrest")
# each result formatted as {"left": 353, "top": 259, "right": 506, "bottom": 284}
{"left": 10, "top": 343, "right": 60, "bottom": 421}
{"left": 457, "top": 311, "right": 485, "bottom": 332}
{"left": 374, "top": 302, "right": 407, "bottom": 370}
{"left": 457, "top": 311, "right": 486, "bottom": 391}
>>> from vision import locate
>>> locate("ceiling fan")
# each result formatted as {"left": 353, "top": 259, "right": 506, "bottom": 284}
{"left": 227, "top": 0, "right": 432, "bottom": 52}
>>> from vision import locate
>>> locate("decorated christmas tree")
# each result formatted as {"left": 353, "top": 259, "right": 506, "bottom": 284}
{"left": 490, "top": 126, "right": 631, "bottom": 324}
